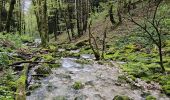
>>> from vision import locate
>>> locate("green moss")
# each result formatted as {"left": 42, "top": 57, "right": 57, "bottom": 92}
{"left": 146, "top": 95, "right": 156, "bottom": 100}
{"left": 67, "top": 52, "right": 80, "bottom": 57}
{"left": 162, "top": 85, "right": 170, "bottom": 95}
{"left": 113, "top": 95, "right": 132, "bottom": 100}
{"left": 73, "top": 81, "right": 84, "bottom": 90}
{"left": 48, "top": 45, "right": 57, "bottom": 52}
{"left": 15, "top": 64, "right": 28, "bottom": 100}
{"left": 35, "top": 64, "right": 52, "bottom": 75}
{"left": 75, "top": 59, "right": 92, "bottom": 65}
{"left": 49, "top": 62, "right": 61, "bottom": 68}
{"left": 61, "top": 44, "right": 78, "bottom": 50}
{"left": 20, "top": 34, "right": 33, "bottom": 43}
{"left": 42, "top": 54, "right": 55, "bottom": 61}
{"left": 105, "top": 54, "right": 114, "bottom": 60}
{"left": 80, "top": 48, "right": 93, "bottom": 54}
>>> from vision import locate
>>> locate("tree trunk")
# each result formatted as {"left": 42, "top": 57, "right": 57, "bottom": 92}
{"left": 0, "top": 0, "right": 2, "bottom": 32}
{"left": 33, "top": 0, "right": 49, "bottom": 47}
{"left": 158, "top": 46, "right": 165, "bottom": 72}
{"left": 5, "top": 0, "right": 16, "bottom": 32}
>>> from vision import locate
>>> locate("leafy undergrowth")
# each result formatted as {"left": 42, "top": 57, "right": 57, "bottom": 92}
{"left": 104, "top": 31, "right": 170, "bottom": 95}
{"left": 102, "top": 2, "right": 170, "bottom": 96}
{"left": 0, "top": 33, "right": 34, "bottom": 99}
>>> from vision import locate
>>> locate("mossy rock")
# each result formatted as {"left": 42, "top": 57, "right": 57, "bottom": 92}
{"left": 75, "top": 40, "right": 88, "bottom": 47}
{"left": 113, "top": 95, "right": 132, "bottom": 100}
{"left": 28, "top": 84, "right": 41, "bottom": 91}
{"left": 67, "top": 52, "right": 80, "bottom": 58}
{"left": 73, "top": 81, "right": 84, "bottom": 90}
{"left": 117, "top": 75, "right": 128, "bottom": 83}
{"left": 35, "top": 64, "right": 52, "bottom": 75}
{"left": 75, "top": 59, "right": 92, "bottom": 65}
{"left": 42, "top": 54, "right": 55, "bottom": 61}
{"left": 146, "top": 95, "right": 156, "bottom": 100}
{"left": 49, "top": 63, "right": 61, "bottom": 68}
{"left": 48, "top": 45, "right": 57, "bottom": 52}
{"left": 124, "top": 44, "right": 138, "bottom": 52}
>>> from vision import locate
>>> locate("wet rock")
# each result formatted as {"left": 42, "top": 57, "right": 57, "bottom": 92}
{"left": 80, "top": 54, "right": 95, "bottom": 59}
{"left": 28, "top": 83, "right": 41, "bottom": 91}
{"left": 46, "top": 83, "right": 58, "bottom": 92}
{"left": 115, "top": 82, "right": 121, "bottom": 86}
{"left": 62, "top": 58, "right": 81, "bottom": 68}
{"left": 53, "top": 96, "right": 67, "bottom": 100}
{"left": 74, "top": 95, "right": 88, "bottom": 100}
{"left": 94, "top": 94, "right": 105, "bottom": 100}
{"left": 55, "top": 73, "right": 71, "bottom": 79}
{"left": 113, "top": 95, "right": 132, "bottom": 100}
{"left": 85, "top": 81, "right": 94, "bottom": 86}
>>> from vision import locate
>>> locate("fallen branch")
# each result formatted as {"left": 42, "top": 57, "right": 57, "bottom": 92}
{"left": 9, "top": 61, "right": 56, "bottom": 66}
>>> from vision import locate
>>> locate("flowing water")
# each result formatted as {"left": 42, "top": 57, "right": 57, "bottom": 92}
{"left": 27, "top": 55, "right": 169, "bottom": 100}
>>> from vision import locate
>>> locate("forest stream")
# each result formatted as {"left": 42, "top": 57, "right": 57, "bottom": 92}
{"left": 25, "top": 40, "right": 169, "bottom": 100}
{"left": 1, "top": 0, "right": 170, "bottom": 100}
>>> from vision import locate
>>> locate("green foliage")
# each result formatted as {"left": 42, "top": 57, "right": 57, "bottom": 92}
{"left": 162, "top": 85, "right": 170, "bottom": 96}
{"left": 73, "top": 81, "right": 84, "bottom": 90}
{"left": 0, "top": 53, "right": 10, "bottom": 70}
{"left": 0, "top": 69, "right": 17, "bottom": 100}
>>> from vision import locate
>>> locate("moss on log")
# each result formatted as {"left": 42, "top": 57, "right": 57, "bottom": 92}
{"left": 15, "top": 64, "right": 29, "bottom": 100}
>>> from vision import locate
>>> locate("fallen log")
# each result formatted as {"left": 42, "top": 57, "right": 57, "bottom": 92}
{"left": 15, "top": 63, "right": 29, "bottom": 100}
{"left": 9, "top": 61, "right": 56, "bottom": 66}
